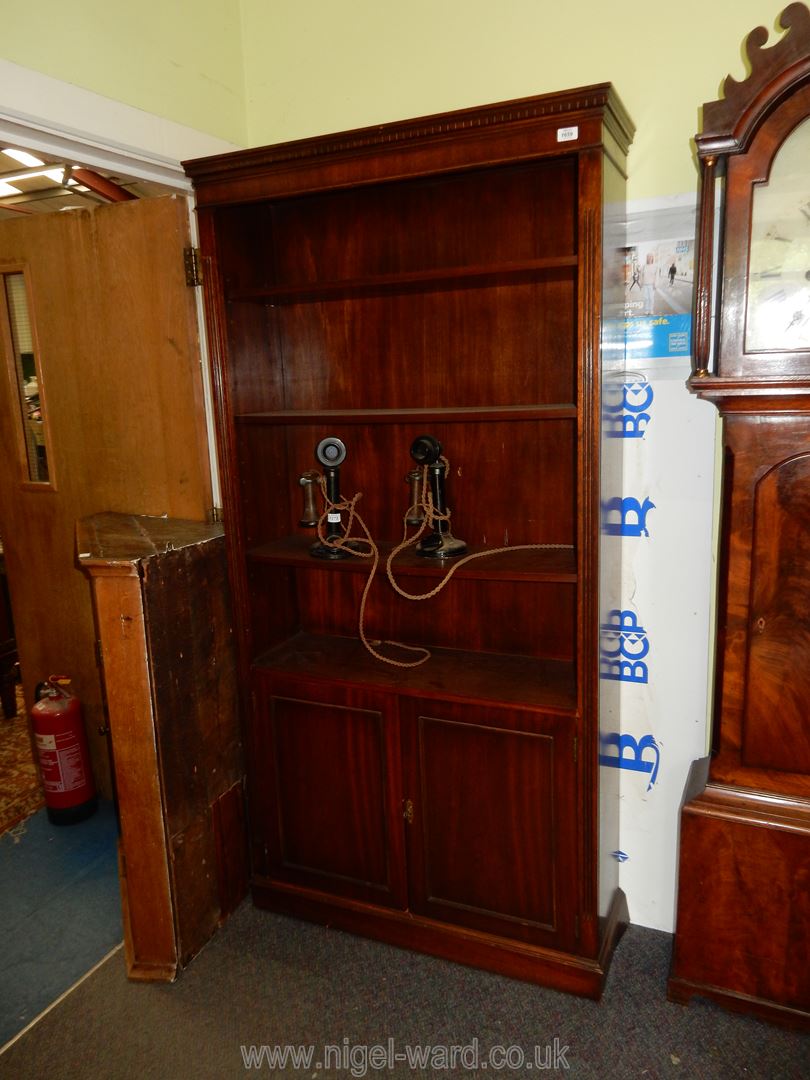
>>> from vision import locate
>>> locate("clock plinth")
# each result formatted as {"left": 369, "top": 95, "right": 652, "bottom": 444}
{"left": 669, "top": 2, "right": 810, "bottom": 1031}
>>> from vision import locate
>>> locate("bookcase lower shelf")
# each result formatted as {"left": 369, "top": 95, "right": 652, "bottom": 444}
{"left": 253, "top": 632, "right": 577, "bottom": 712}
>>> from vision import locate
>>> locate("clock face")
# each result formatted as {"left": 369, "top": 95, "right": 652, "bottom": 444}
{"left": 746, "top": 116, "right": 810, "bottom": 353}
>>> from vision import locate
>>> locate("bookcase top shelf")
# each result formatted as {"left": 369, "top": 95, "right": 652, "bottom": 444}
{"left": 226, "top": 257, "right": 579, "bottom": 305}
{"left": 236, "top": 405, "right": 578, "bottom": 425}
{"left": 248, "top": 536, "right": 577, "bottom": 583}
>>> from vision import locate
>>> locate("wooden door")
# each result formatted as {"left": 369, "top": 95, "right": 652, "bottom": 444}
{"left": 401, "top": 697, "right": 579, "bottom": 949}
{"left": 0, "top": 197, "right": 212, "bottom": 795}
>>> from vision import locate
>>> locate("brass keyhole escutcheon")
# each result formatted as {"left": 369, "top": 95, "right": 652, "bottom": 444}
{"left": 403, "top": 799, "right": 414, "bottom": 824}
{"left": 755, "top": 616, "right": 766, "bottom": 634}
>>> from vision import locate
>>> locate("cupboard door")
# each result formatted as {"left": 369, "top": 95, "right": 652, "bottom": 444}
{"left": 252, "top": 674, "right": 407, "bottom": 908}
{"left": 401, "top": 698, "right": 578, "bottom": 948}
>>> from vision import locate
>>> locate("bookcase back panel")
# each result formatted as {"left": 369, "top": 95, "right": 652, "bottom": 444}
{"left": 294, "top": 570, "right": 576, "bottom": 662}
{"left": 236, "top": 425, "right": 291, "bottom": 547}
{"left": 269, "top": 279, "right": 576, "bottom": 410}
{"left": 267, "top": 159, "right": 577, "bottom": 282}
{"left": 224, "top": 303, "right": 288, "bottom": 415}
{"left": 264, "top": 419, "right": 577, "bottom": 548}
{"left": 209, "top": 203, "right": 277, "bottom": 293}
{"left": 246, "top": 563, "right": 298, "bottom": 656}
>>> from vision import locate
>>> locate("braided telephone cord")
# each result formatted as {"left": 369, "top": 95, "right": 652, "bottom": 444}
{"left": 314, "top": 465, "right": 572, "bottom": 668}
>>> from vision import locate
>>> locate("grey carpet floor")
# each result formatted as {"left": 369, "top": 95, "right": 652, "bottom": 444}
{"left": 0, "top": 901, "right": 807, "bottom": 1079}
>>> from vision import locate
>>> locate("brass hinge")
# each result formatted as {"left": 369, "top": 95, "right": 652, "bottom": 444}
{"left": 403, "top": 798, "right": 414, "bottom": 824}
{"left": 211, "top": 505, "right": 224, "bottom": 523}
{"left": 183, "top": 246, "right": 203, "bottom": 287}
{"left": 573, "top": 734, "right": 578, "bottom": 764}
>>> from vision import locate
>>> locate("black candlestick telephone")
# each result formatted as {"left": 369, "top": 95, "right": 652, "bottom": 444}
{"left": 408, "top": 435, "right": 467, "bottom": 558}
{"left": 309, "top": 436, "right": 353, "bottom": 559}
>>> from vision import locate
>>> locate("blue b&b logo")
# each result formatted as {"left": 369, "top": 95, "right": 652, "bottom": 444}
{"left": 603, "top": 375, "right": 654, "bottom": 439}
{"left": 601, "top": 496, "right": 655, "bottom": 537}
{"left": 599, "top": 732, "right": 661, "bottom": 790}
{"left": 600, "top": 608, "right": 649, "bottom": 684}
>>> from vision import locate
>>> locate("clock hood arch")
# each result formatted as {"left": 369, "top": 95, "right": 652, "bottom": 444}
{"left": 697, "top": 1, "right": 810, "bottom": 158}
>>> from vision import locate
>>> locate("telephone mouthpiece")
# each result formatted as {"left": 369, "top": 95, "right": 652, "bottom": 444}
{"left": 315, "top": 436, "right": 347, "bottom": 467}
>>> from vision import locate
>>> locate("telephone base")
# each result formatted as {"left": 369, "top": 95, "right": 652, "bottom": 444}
{"left": 310, "top": 539, "right": 359, "bottom": 560}
{"left": 416, "top": 533, "right": 468, "bottom": 559}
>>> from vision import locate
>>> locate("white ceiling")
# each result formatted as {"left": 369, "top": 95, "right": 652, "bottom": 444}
{"left": 0, "top": 146, "right": 173, "bottom": 221}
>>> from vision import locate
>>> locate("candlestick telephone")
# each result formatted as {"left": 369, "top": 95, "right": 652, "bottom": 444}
{"left": 301, "top": 434, "right": 466, "bottom": 560}
{"left": 298, "top": 434, "right": 569, "bottom": 667}
{"left": 408, "top": 436, "right": 468, "bottom": 559}
{"left": 308, "top": 437, "right": 354, "bottom": 559}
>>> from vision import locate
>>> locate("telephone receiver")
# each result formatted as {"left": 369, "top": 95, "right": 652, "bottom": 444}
{"left": 410, "top": 435, "right": 467, "bottom": 559}
{"left": 298, "top": 470, "right": 320, "bottom": 527}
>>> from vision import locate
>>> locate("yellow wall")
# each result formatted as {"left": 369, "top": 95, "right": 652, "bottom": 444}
{"left": 240, "top": 0, "right": 792, "bottom": 201}
{"left": 1, "top": 0, "right": 797, "bottom": 199}
{"left": 1, "top": 0, "right": 247, "bottom": 145}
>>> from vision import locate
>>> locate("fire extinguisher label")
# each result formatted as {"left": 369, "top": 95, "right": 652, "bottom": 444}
{"left": 35, "top": 730, "right": 88, "bottom": 793}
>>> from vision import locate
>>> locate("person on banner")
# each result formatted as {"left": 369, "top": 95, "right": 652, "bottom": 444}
{"left": 641, "top": 252, "right": 658, "bottom": 315}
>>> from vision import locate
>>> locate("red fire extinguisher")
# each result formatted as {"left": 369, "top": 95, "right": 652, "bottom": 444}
{"left": 31, "top": 675, "right": 97, "bottom": 825}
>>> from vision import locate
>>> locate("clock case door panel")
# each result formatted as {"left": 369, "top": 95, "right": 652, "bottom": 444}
{"left": 744, "top": 449, "right": 810, "bottom": 774}
{"left": 710, "top": 416, "right": 810, "bottom": 793}
{"left": 402, "top": 698, "right": 578, "bottom": 951}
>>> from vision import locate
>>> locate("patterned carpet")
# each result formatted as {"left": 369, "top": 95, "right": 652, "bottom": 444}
{"left": 0, "top": 686, "right": 43, "bottom": 837}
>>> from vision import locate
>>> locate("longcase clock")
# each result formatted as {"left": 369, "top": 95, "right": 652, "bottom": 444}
{"left": 668, "top": 2, "right": 810, "bottom": 1029}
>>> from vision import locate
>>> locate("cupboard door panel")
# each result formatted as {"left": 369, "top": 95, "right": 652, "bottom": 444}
{"left": 253, "top": 677, "right": 406, "bottom": 907}
{"left": 402, "top": 698, "right": 578, "bottom": 947}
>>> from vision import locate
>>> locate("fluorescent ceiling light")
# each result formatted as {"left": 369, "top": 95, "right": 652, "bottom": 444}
{"left": 0, "top": 181, "right": 21, "bottom": 196}
{"left": 0, "top": 169, "right": 65, "bottom": 185}
{"left": 3, "top": 148, "right": 44, "bottom": 168}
